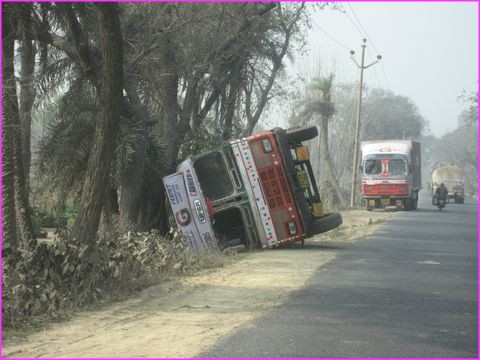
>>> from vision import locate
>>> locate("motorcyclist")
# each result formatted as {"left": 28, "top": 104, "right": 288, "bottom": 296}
{"left": 436, "top": 183, "right": 448, "bottom": 201}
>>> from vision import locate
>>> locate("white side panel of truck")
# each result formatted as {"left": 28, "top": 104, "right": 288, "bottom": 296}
{"left": 163, "top": 171, "right": 216, "bottom": 251}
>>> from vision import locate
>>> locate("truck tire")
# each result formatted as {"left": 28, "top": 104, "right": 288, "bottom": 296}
{"left": 412, "top": 192, "right": 418, "bottom": 210}
{"left": 403, "top": 198, "right": 412, "bottom": 211}
{"left": 285, "top": 126, "right": 318, "bottom": 144}
{"left": 366, "top": 203, "right": 373, "bottom": 211}
{"left": 456, "top": 196, "right": 464, "bottom": 204}
{"left": 311, "top": 212, "right": 343, "bottom": 234}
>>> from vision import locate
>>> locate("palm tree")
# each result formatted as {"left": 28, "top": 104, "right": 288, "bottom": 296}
{"left": 2, "top": 3, "right": 37, "bottom": 249}
{"left": 32, "top": 2, "right": 125, "bottom": 246}
{"left": 2, "top": 3, "right": 20, "bottom": 250}
{"left": 301, "top": 74, "right": 347, "bottom": 207}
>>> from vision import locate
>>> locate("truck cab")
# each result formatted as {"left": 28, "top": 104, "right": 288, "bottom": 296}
{"left": 163, "top": 126, "right": 342, "bottom": 250}
{"left": 361, "top": 140, "right": 421, "bottom": 211}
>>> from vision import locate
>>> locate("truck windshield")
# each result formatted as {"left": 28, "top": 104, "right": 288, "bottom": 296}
{"left": 364, "top": 159, "right": 382, "bottom": 175}
{"left": 193, "top": 152, "right": 233, "bottom": 200}
{"left": 389, "top": 159, "right": 407, "bottom": 175}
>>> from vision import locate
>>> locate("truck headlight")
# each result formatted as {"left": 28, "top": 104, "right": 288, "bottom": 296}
{"left": 261, "top": 138, "right": 273, "bottom": 153}
{"left": 295, "top": 146, "right": 309, "bottom": 161}
{"left": 287, "top": 221, "right": 297, "bottom": 235}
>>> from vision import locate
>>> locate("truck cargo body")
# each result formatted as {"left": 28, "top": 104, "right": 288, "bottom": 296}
{"left": 163, "top": 126, "right": 342, "bottom": 251}
{"left": 361, "top": 140, "right": 421, "bottom": 210}
{"left": 431, "top": 164, "right": 465, "bottom": 204}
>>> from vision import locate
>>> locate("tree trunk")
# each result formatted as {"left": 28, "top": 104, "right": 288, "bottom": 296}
{"left": 3, "top": 4, "right": 37, "bottom": 249}
{"left": 320, "top": 117, "right": 348, "bottom": 207}
{"left": 2, "top": 4, "right": 19, "bottom": 250}
{"left": 73, "top": 4, "right": 123, "bottom": 247}
{"left": 144, "top": 21, "right": 181, "bottom": 234}
{"left": 19, "top": 4, "right": 36, "bottom": 186}
{"left": 137, "top": 166, "right": 168, "bottom": 234}
{"left": 118, "top": 84, "right": 148, "bottom": 232}
{"left": 222, "top": 60, "right": 242, "bottom": 140}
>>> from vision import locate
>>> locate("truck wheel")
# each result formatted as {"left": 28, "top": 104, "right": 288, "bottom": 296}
{"left": 285, "top": 126, "right": 318, "bottom": 144}
{"left": 412, "top": 193, "right": 418, "bottom": 210}
{"left": 457, "top": 196, "right": 464, "bottom": 204}
{"left": 366, "top": 203, "right": 373, "bottom": 211}
{"left": 311, "top": 212, "right": 343, "bottom": 234}
{"left": 403, "top": 198, "right": 412, "bottom": 211}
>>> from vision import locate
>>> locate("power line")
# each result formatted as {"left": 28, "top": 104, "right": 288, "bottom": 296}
{"left": 380, "top": 61, "right": 391, "bottom": 91}
{"left": 366, "top": 47, "right": 382, "bottom": 88}
{"left": 342, "top": 4, "right": 365, "bottom": 39}
{"left": 344, "top": 3, "right": 391, "bottom": 91}
{"left": 344, "top": 13, "right": 383, "bottom": 88}
{"left": 313, "top": 22, "right": 351, "bottom": 51}
{"left": 347, "top": 2, "right": 380, "bottom": 55}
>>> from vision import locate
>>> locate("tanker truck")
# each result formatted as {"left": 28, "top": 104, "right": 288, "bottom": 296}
{"left": 431, "top": 164, "right": 465, "bottom": 204}
{"left": 361, "top": 140, "right": 421, "bottom": 211}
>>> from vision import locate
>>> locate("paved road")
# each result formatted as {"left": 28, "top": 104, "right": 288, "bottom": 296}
{"left": 201, "top": 194, "right": 478, "bottom": 358}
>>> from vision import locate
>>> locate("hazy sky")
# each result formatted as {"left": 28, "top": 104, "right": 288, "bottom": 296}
{"left": 288, "top": 2, "right": 478, "bottom": 138}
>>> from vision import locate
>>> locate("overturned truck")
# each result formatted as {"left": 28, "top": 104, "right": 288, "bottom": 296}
{"left": 163, "top": 126, "right": 342, "bottom": 251}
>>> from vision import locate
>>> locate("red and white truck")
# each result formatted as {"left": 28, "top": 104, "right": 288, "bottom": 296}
{"left": 163, "top": 126, "right": 342, "bottom": 251}
{"left": 361, "top": 140, "right": 421, "bottom": 211}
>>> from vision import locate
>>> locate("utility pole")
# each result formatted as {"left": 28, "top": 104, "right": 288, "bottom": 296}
{"left": 349, "top": 39, "right": 381, "bottom": 207}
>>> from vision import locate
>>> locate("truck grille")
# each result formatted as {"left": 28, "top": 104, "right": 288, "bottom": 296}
{"left": 259, "top": 167, "right": 293, "bottom": 210}
{"left": 362, "top": 183, "right": 409, "bottom": 195}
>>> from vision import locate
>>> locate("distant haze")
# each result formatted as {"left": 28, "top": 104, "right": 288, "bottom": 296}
{"left": 288, "top": 2, "right": 478, "bottom": 138}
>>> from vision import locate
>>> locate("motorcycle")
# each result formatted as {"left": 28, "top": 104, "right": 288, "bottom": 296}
{"left": 436, "top": 195, "right": 446, "bottom": 211}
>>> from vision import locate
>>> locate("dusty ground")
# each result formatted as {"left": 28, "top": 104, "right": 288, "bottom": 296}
{"left": 3, "top": 209, "right": 394, "bottom": 358}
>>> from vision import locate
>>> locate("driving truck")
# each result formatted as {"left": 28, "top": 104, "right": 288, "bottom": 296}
{"left": 431, "top": 164, "right": 465, "bottom": 204}
{"left": 163, "top": 126, "right": 342, "bottom": 251}
{"left": 361, "top": 140, "right": 421, "bottom": 211}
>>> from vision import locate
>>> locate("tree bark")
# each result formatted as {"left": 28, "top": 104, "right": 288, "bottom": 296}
{"left": 118, "top": 83, "right": 148, "bottom": 231}
{"left": 73, "top": 4, "right": 123, "bottom": 247}
{"left": 222, "top": 59, "right": 242, "bottom": 140}
{"left": 19, "top": 3, "right": 36, "bottom": 186}
{"left": 3, "top": 4, "right": 37, "bottom": 249}
{"left": 2, "top": 4, "right": 19, "bottom": 250}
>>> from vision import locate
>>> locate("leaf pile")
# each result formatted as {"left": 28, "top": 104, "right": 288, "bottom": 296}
{"left": 2, "top": 230, "right": 232, "bottom": 330}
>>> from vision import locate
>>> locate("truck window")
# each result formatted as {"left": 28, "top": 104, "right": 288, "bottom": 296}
{"left": 364, "top": 159, "right": 382, "bottom": 175}
{"left": 389, "top": 159, "right": 407, "bottom": 175}
{"left": 193, "top": 152, "right": 233, "bottom": 200}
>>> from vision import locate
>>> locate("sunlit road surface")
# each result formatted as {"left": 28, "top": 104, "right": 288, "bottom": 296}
{"left": 200, "top": 193, "right": 478, "bottom": 358}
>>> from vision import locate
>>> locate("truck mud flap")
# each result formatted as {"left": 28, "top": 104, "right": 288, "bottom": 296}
{"left": 311, "top": 212, "right": 343, "bottom": 234}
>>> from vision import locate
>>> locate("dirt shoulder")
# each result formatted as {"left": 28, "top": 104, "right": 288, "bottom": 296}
{"left": 3, "top": 209, "right": 393, "bottom": 358}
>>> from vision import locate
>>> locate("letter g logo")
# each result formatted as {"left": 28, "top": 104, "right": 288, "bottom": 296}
{"left": 175, "top": 208, "right": 191, "bottom": 226}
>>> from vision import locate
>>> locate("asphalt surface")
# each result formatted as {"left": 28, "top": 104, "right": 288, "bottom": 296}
{"left": 200, "top": 194, "right": 478, "bottom": 358}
